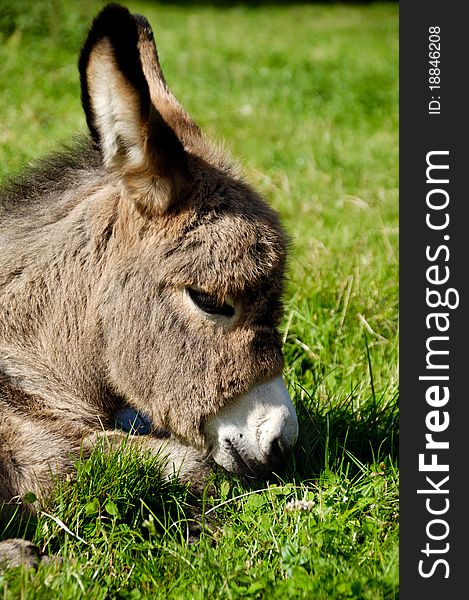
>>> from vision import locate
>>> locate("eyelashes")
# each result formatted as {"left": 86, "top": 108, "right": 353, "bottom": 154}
{"left": 186, "top": 287, "right": 235, "bottom": 318}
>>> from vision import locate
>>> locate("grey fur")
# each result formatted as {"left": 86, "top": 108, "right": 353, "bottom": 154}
{"left": 0, "top": 4, "right": 290, "bottom": 564}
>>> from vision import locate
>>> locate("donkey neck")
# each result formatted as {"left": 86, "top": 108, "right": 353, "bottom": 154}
{"left": 0, "top": 171, "right": 119, "bottom": 417}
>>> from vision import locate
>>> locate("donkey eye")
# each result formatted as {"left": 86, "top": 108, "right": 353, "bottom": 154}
{"left": 187, "top": 288, "right": 235, "bottom": 317}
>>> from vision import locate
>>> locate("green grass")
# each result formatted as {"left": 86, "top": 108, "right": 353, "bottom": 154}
{"left": 0, "top": 1, "right": 398, "bottom": 598}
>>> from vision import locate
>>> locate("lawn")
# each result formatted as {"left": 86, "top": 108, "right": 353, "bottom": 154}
{"left": 0, "top": 1, "right": 399, "bottom": 598}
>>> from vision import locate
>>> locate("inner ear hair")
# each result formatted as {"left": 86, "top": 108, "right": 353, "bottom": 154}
{"left": 78, "top": 3, "right": 189, "bottom": 215}
{"left": 79, "top": 3, "right": 150, "bottom": 147}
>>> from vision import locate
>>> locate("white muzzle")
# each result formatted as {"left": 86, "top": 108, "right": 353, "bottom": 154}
{"left": 204, "top": 376, "right": 298, "bottom": 476}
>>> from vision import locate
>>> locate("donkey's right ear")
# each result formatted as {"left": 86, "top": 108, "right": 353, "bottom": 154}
{"left": 79, "top": 3, "right": 188, "bottom": 214}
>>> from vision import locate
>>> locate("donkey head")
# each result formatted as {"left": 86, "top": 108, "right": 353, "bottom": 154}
{"left": 79, "top": 4, "right": 298, "bottom": 476}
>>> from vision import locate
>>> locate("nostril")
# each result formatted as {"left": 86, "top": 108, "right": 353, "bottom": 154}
{"left": 267, "top": 436, "right": 288, "bottom": 465}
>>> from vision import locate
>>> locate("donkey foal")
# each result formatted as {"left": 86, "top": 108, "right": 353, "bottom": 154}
{"left": 0, "top": 3, "right": 298, "bottom": 567}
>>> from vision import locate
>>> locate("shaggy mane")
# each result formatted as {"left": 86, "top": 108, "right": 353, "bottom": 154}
{"left": 0, "top": 136, "right": 102, "bottom": 218}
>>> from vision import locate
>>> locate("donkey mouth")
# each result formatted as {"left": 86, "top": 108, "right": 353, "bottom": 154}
{"left": 224, "top": 439, "right": 265, "bottom": 477}
{"left": 204, "top": 376, "right": 299, "bottom": 477}
{"left": 224, "top": 437, "right": 289, "bottom": 478}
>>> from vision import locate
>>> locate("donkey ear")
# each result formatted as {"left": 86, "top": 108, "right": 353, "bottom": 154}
{"left": 133, "top": 13, "right": 202, "bottom": 144}
{"left": 79, "top": 3, "right": 188, "bottom": 214}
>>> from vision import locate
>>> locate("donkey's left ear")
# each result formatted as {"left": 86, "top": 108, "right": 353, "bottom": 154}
{"left": 79, "top": 3, "right": 188, "bottom": 214}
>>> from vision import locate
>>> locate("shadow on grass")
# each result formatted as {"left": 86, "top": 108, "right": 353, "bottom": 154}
{"left": 0, "top": 444, "right": 208, "bottom": 550}
{"left": 288, "top": 385, "right": 398, "bottom": 481}
{"left": 210, "top": 382, "right": 398, "bottom": 500}
{"left": 1, "top": 505, "right": 39, "bottom": 543}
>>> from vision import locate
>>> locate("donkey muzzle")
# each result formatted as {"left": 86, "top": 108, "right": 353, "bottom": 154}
{"left": 204, "top": 377, "right": 299, "bottom": 477}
